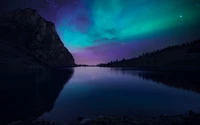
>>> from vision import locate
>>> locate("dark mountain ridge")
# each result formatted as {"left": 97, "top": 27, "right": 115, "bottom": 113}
{"left": 0, "top": 8, "right": 75, "bottom": 67}
{"left": 98, "top": 40, "right": 200, "bottom": 70}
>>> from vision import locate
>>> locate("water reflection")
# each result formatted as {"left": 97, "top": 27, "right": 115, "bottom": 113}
{"left": 0, "top": 67, "right": 74, "bottom": 124}
{"left": 1, "top": 67, "right": 200, "bottom": 124}
{"left": 111, "top": 68, "right": 200, "bottom": 93}
{"left": 39, "top": 68, "right": 200, "bottom": 123}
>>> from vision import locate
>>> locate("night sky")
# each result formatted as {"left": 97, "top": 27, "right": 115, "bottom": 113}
{"left": 0, "top": 0, "right": 200, "bottom": 64}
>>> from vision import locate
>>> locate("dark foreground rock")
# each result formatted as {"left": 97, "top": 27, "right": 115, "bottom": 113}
{"left": 0, "top": 8, "right": 75, "bottom": 67}
{"left": 8, "top": 111, "right": 200, "bottom": 125}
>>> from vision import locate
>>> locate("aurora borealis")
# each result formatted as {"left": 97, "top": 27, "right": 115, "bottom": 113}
{"left": 1, "top": 0, "right": 200, "bottom": 64}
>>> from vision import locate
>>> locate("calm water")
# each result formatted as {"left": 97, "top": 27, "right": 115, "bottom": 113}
{"left": 40, "top": 67, "right": 200, "bottom": 123}
{"left": 1, "top": 67, "right": 200, "bottom": 124}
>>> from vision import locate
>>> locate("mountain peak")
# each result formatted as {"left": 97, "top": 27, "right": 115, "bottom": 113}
{"left": 0, "top": 8, "right": 75, "bottom": 67}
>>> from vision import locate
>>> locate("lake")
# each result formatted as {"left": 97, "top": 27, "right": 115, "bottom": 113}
{"left": 1, "top": 67, "right": 200, "bottom": 124}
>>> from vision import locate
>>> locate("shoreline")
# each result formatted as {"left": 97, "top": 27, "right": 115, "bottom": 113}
{"left": 8, "top": 110, "right": 200, "bottom": 125}
{"left": 96, "top": 66, "right": 200, "bottom": 71}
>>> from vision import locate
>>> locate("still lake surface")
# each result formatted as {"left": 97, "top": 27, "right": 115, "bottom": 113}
{"left": 40, "top": 67, "right": 200, "bottom": 123}
{"left": 1, "top": 67, "right": 200, "bottom": 124}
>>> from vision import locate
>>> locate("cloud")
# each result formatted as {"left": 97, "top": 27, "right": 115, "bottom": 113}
{"left": 104, "top": 28, "right": 117, "bottom": 36}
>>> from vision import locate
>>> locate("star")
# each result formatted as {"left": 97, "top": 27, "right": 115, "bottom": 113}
{"left": 6, "top": 0, "right": 197, "bottom": 65}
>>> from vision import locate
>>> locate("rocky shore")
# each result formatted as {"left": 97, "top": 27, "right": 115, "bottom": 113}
{"left": 8, "top": 111, "right": 200, "bottom": 125}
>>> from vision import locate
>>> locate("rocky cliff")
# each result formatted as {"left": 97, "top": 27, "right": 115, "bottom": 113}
{"left": 0, "top": 8, "right": 75, "bottom": 67}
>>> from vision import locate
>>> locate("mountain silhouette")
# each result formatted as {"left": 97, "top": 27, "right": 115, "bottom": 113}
{"left": 98, "top": 40, "right": 200, "bottom": 70}
{"left": 0, "top": 8, "right": 74, "bottom": 67}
